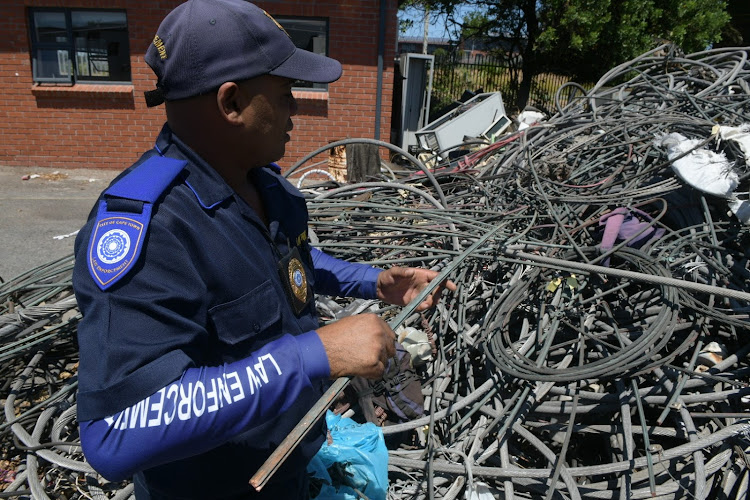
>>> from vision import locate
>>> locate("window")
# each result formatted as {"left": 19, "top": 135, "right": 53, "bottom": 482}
{"left": 275, "top": 17, "right": 329, "bottom": 90}
{"left": 28, "top": 8, "right": 131, "bottom": 84}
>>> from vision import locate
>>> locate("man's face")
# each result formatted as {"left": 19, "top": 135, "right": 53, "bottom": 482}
{"left": 237, "top": 75, "right": 298, "bottom": 166}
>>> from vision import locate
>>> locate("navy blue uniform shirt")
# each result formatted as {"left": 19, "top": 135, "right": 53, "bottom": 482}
{"left": 73, "top": 124, "right": 381, "bottom": 499}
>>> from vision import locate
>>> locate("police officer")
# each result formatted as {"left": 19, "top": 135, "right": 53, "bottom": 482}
{"left": 72, "top": 0, "right": 455, "bottom": 498}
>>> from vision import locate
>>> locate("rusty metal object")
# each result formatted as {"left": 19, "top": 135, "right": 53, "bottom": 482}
{"left": 250, "top": 226, "right": 501, "bottom": 491}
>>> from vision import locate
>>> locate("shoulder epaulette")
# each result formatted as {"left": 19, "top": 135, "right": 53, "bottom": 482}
{"left": 86, "top": 155, "right": 187, "bottom": 290}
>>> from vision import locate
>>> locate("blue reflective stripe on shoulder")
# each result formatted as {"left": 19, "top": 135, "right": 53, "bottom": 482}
{"left": 105, "top": 156, "right": 187, "bottom": 203}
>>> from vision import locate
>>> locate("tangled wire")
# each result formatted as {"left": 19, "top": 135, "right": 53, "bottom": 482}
{"left": 1, "top": 44, "right": 749, "bottom": 499}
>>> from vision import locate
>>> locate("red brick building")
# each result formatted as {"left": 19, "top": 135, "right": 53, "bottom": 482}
{"left": 0, "top": 0, "right": 397, "bottom": 172}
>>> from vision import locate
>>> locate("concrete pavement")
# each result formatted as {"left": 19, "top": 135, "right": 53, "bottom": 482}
{"left": 0, "top": 165, "right": 120, "bottom": 282}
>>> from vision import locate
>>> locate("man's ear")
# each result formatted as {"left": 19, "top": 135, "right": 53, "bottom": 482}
{"left": 216, "top": 81, "right": 245, "bottom": 125}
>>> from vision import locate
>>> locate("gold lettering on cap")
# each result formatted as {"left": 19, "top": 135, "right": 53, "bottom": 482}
{"left": 262, "top": 10, "right": 291, "bottom": 39}
{"left": 153, "top": 35, "right": 167, "bottom": 60}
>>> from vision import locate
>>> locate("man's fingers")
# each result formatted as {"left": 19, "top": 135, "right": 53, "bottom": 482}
{"left": 414, "top": 282, "right": 454, "bottom": 312}
{"left": 415, "top": 299, "right": 432, "bottom": 312}
{"left": 386, "top": 337, "right": 396, "bottom": 358}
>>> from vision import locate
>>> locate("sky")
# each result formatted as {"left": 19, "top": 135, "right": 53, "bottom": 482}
{"left": 398, "top": 4, "right": 470, "bottom": 41}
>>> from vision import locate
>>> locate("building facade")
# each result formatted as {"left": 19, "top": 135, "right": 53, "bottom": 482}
{"left": 0, "top": 0, "right": 397, "bottom": 171}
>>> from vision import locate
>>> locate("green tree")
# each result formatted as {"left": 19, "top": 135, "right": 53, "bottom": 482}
{"left": 414, "top": 0, "right": 731, "bottom": 110}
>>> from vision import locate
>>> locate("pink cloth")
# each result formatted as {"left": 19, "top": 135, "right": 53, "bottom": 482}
{"left": 598, "top": 208, "right": 665, "bottom": 266}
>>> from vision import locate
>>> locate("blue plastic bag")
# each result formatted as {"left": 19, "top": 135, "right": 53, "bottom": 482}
{"left": 307, "top": 411, "right": 388, "bottom": 499}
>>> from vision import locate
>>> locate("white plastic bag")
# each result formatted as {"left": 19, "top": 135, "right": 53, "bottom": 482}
{"left": 715, "top": 124, "right": 750, "bottom": 161}
{"left": 656, "top": 132, "right": 738, "bottom": 198}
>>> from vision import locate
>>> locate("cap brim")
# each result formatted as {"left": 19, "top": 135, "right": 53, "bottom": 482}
{"left": 269, "top": 49, "right": 342, "bottom": 84}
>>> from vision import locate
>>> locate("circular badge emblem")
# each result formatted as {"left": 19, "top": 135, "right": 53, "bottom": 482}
{"left": 287, "top": 257, "right": 308, "bottom": 302}
{"left": 97, "top": 229, "right": 131, "bottom": 264}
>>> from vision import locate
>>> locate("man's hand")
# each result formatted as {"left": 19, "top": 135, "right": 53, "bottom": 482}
{"left": 316, "top": 314, "right": 396, "bottom": 379}
{"left": 376, "top": 266, "right": 457, "bottom": 312}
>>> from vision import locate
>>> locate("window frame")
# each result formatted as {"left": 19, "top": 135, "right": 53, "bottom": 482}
{"left": 274, "top": 16, "right": 330, "bottom": 91}
{"left": 28, "top": 7, "right": 131, "bottom": 85}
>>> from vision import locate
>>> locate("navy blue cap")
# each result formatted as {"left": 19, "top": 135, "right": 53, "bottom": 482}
{"left": 144, "top": 0, "right": 342, "bottom": 107}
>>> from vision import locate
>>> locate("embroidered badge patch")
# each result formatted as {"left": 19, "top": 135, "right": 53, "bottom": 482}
{"left": 87, "top": 201, "right": 152, "bottom": 290}
{"left": 262, "top": 10, "right": 291, "bottom": 39}
{"left": 85, "top": 154, "right": 186, "bottom": 291}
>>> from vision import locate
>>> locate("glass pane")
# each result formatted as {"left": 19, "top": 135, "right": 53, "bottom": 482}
{"left": 34, "top": 48, "right": 73, "bottom": 80}
{"left": 71, "top": 11, "right": 126, "bottom": 31}
{"left": 33, "top": 11, "right": 69, "bottom": 44}
{"left": 72, "top": 11, "right": 131, "bottom": 81}
{"left": 277, "top": 18, "right": 328, "bottom": 90}
{"left": 279, "top": 18, "right": 327, "bottom": 55}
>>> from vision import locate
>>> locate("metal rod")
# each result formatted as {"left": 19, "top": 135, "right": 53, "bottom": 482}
{"left": 250, "top": 226, "right": 503, "bottom": 491}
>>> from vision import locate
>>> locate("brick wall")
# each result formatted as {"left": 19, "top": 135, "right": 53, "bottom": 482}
{"left": 0, "top": 0, "right": 397, "bottom": 172}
